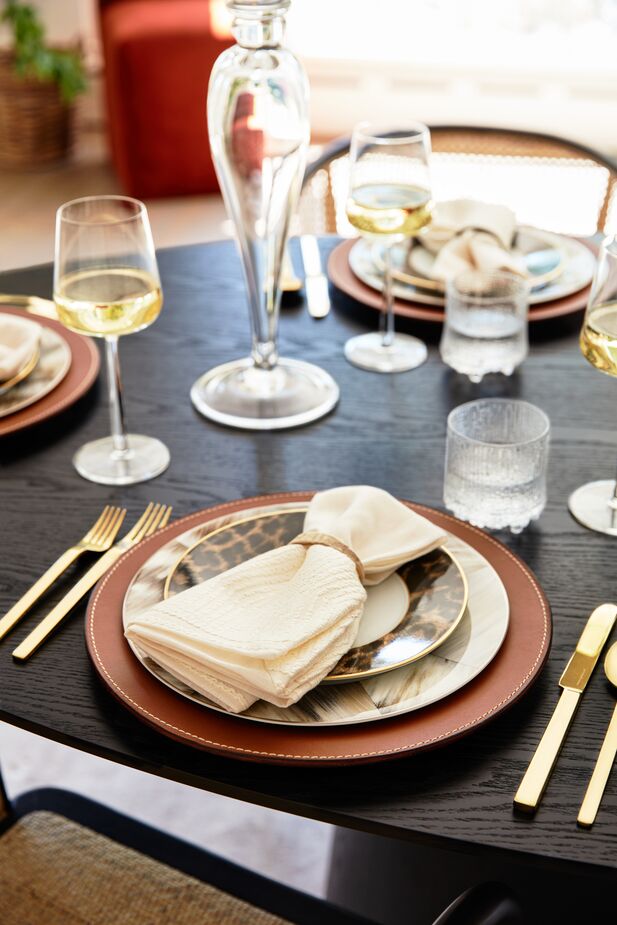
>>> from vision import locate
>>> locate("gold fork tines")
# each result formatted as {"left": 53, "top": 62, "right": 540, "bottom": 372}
{"left": 12, "top": 502, "right": 172, "bottom": 662}
{"left": 0, "top": 505, "right": 126, "bottom": 642}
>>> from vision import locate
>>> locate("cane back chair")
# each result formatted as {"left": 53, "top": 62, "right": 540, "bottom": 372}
{"left": 0, "top": 770, "right": 520, "bottom": 924}
{"left": 299, "top": 125, "right": 617, "bottom": 239}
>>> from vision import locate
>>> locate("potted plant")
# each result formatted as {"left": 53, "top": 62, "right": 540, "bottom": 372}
{"left": 0, "top": 0, "right": 87, "bottom": 166}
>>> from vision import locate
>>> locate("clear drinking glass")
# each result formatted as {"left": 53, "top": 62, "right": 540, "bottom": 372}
{"left": 344, "top": 122, "right": 432, "bottom": 373}
{"left": 192, "top": 0, "right": 339, "bottom": 430}
{"left": 569, "top": 235, "right": 617, "bottom": 534}
{"left": 440, "top": 269, "right": 528, "bottom": 382}
{"left": 444, "top": 398, "right": 550, "bottom": 533}
{"left": 54, "top": 195, "right": 170, "bottom": 485}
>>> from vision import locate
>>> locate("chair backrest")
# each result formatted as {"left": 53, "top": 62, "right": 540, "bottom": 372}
{"left": 299, "top": 125, "right": 617, "bottom": 238}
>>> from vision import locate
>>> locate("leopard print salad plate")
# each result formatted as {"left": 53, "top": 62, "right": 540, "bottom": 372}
{"left": 122, "top": 501, "right": 509, "bottom": 727}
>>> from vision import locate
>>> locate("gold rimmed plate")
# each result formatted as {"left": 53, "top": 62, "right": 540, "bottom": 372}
{"left": 0, "top": 344, "right": 40, "bottom": 396}
{"left": 374, "top": 225, "right": 565, "bottom": 294}
{"left": 349, "top": 230, "right": 596, "bottom": 309}
{"left": 161, "top": 507, "right": 468, "bottom": 683}
{"left": 121, "top": 501, "right": 510, "bottom": 728}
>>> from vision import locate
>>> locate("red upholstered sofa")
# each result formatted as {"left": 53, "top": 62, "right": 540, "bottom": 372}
{"left": 99, "top": 0, "right": 233, "bottom": 198}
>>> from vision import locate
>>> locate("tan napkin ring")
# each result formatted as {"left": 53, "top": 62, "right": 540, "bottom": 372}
{"left": 291, "top": 532, "right": 366, "bottom": 584}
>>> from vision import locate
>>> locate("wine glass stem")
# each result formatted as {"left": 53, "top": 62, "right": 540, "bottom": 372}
{"left": 105, "top": 336, "right": 129, "bottom": 456}
{"left": 381, "top": 241, "right": 396, "bottom": 349}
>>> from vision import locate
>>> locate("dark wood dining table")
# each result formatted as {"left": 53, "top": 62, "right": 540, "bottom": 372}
{"left": 1, "top": 237, "right": 616, "bottom": 924}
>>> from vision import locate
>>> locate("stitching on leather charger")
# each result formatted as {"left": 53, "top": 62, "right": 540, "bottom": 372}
{"left": 88, "top": 493, "right": 549, "bottom": 761}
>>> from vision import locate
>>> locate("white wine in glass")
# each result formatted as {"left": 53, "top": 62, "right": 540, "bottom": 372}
{"left": 569, "top": 236, "right": 617, "bottom": 534}
{"left": 55, "top": 268, "right": 162, "bottom": 338}
{"left": 344, "top": 124, "right": 433, "bottom": 373}
{"left": 54, "top": 196, "right": 170, "bottom": 486}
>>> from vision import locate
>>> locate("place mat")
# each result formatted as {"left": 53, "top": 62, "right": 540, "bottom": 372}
{"left": 0, "top": 306, "right": 99, "bottom": 438}
{"left": 328, "top": 238, "right": 595, "bottom": 324}
{"left": 86, "top": 492, "right": 551, "bottom": 765}
{"left": 120, "top": 503, "right": 507, "bottom": 725}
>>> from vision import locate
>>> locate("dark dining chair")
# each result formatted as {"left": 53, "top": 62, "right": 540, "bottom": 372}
{"left": 299, "top": 125, "right": 617, "bottom": 238}
{"left": 0, "top": 771, "right": 520, "bottom": 924}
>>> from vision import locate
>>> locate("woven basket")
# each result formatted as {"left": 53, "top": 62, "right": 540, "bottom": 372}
{"left": 0, "top": 51, "right": 73, "bottom": 167}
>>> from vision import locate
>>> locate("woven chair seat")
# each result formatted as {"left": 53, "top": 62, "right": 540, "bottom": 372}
{"left": 0, "top": 811, "right": 290, "bottom": 925}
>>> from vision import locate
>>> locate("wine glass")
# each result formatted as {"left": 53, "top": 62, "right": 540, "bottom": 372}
{"left": 54, "top": 195, "right": 170, "bottom": 485}
{"left": 569, "top": 235, "right": 617, "bottom": 534}
{"left": 344, "top": 123, "right": 433, "bottom": 373}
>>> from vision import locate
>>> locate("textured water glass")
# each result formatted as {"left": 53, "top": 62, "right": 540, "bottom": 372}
{"left": 444, "top": 399, "right": 550, "bottom": 533}
{"left": 440, "top": 270, "right": 528, "bottom": 382}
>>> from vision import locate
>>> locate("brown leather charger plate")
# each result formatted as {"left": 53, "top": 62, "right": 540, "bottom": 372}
{"left": 328, "top": 238, "right": 595, "bottom": 323}
{"left": 86, "top": 492, "right": 551, "bottom": 766}
{"left": 0, "top": 306, "right": 99, "bottom": 438}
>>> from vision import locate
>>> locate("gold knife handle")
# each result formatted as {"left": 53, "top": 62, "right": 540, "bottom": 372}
{"left": 578, "top": 704, "right": 617, "bottom": 828}
{"left": 514, "top": 687, "right": 580, "bottom": 813}
{"left": 0, "top": 547, "right": 83, "bottom": 642}
{"left": 12, "top": 547, "right": 122, "bottom": 662}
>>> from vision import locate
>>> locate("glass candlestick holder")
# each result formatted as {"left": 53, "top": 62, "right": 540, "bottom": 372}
{"left": 191, "top": 0, "right": 339, "bottom": 430}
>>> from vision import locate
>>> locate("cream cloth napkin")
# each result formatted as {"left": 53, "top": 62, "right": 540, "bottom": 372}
{"left": 125, "top": 486, "right": 447, "bottom": 713}
{"left": 420, "top": 199, "right": 527, "bottom": 282}
{"left": 0, "top": 315, "right": 40, "bottom": 381}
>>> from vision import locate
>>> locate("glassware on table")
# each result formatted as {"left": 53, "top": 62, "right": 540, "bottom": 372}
{"left": 569, "top": 235, "right": 617, "bottom": 534}
{"left": 192, "top": 0, "right": 339, "bottom": 431}
{"left": 344, "top": 122, "right": 432, "bottom": 373}
{"left": 444, "top": 398, "right": 550, "bottom": 533}
{"left": 440, "top": 269, "right": 528, "bottom": 382}
{"left": 54, "top": 195, "right": 169, "bottom": 486}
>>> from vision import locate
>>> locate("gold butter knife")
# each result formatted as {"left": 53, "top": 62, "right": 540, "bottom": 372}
{"left": 514, "top": 603, "right": 617, "bottom": 814}
{"left": 12, "top": 502, "right": 172, "bottom": 662}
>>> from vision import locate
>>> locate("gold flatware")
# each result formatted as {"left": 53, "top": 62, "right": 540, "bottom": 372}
{"left": 300, "top": 234, "right": 330, "bottom": 318}
{"left": 0, "top": 345, "right": 40, "bottom": 397}
{"left": 578, "top": 643, "right": 617, "bottom": 827}
{"left": 281, "top": 247, "right": 302, "bottom": 293}
{"left": 0, "top": 506, "right": 126, "bottom": 642}
{"left": 12, "top": 502, "right": 172, "bottom": 662}
{"left": 514, "top": 603, "right": 617, "bottom": 814}
{"left": 0, "top": 294, "right": 57, "bottom": 319}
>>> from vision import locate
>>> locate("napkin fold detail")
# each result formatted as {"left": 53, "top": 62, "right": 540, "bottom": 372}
{"left": 0, "top": 315, "right": 41, "bottom": 381}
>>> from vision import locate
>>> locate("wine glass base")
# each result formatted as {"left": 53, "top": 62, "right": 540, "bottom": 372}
{"left": 568, "top": 480, "right": 617, "bottom": 536}
{"left": 344, "top": 332, "right": 427, "bottom": 373}
{"left": 190, "top": 357, "right": 339, "bottom": 431}
{"left": 73, "top": 435, "right": 170, "bottom": 486}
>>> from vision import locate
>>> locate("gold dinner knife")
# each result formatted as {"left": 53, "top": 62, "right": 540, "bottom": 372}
{"left": 513, "top": 603, "right": 617, "bottom": 814}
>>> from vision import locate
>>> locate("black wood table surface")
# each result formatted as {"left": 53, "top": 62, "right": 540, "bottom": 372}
{"left": 1, "top": 238, "right": 616, "bottom": 885}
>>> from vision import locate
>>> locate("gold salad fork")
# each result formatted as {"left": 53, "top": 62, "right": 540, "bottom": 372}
{"left": 0, "top": 505, "right": 126, "bottom": 643}
{"left": 12, "top": 502, "right": 172, "bottom": 662}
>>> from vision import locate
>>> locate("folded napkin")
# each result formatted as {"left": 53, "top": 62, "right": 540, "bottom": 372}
{"left": 0, "top": 315, "right": 40, "bottom": 381}
{"left": 420, "top": 199, "right": 527, "bottom": 282}
{"left": 125, "top": 486, "right": 447, "bottom": 713}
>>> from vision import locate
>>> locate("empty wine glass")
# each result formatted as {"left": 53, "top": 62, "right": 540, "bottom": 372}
{"left": 54, "top": 195, "right": 170, "bottom": 485}
{"left": 344, "top": 123, "right": 433, "bottom": 373}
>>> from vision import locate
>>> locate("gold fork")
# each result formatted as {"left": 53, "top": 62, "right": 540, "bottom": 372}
{"left": 0, "top": 506, "right": 126, "bottom": 643}
{"left": 12, "top": 502, "right": 172, "bottom": 662}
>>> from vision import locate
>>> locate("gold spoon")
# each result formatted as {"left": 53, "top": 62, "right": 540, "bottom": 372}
{"left": 578, "top": 642, "right": 617, "bottom": 827}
